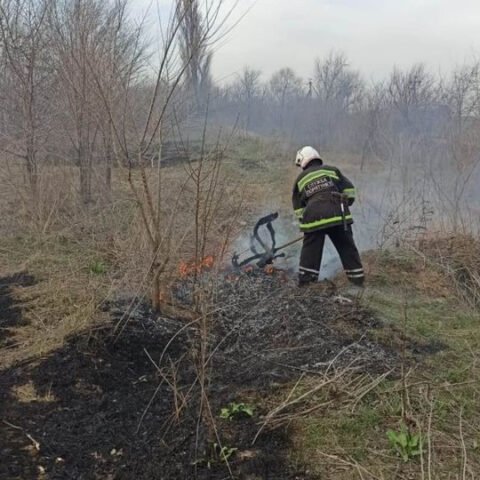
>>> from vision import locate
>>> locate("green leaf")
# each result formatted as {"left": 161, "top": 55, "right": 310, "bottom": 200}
{"left": 409, "top": 434, "right": 420, "bottom": 447}
{"left": 397, "top": 432, "right": 408, "bottom": 449}
{"left": 387, "top": 430, "right": 398, "bottom": 443}
{"left": 388, "top": 427, "right": 423, "bottom": 462}
{"left": 219, "top": 408, "right": 230, "bottom": 419}
{"left": 220, "top": 402, "right": 254, "bottom": 420}
{"left": 411, "top": 447, "right": 422, "bottom": 457}
{"left": 90, "top": 260, "right": 106, "bottom": 274}
{"left": 242, "top": 405, "right": 254, "bottom": 417}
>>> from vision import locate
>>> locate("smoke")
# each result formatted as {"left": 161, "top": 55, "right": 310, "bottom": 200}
{"left": 229, "top": 142, "right": 480, "bottom": 281}
{"left": 225, "top": 65, "right": 480, "bottom": 277}
{"left": 231, "top": 212, "right": 359, "bottom": 280}
{"left": 231, "top": 215, "right": 299, "bottom": 271}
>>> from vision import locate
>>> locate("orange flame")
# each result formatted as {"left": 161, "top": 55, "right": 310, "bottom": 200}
{"left": 264, "top": 264, "right": 275, "bottom": 275}
{"left": 178, "top": 256, "right": 215, "bottom": 278}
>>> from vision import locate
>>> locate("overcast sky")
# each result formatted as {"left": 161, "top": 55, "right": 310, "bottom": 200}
{"left": 133, "top": 0, "right": 480, "bottom": 83}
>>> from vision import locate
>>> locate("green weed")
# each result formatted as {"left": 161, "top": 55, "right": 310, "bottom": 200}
{"left": 214, "top": 443, "right": 237, "bottom": 463}
{"left": 89, "top": 260, "right": 106, "bottom": 275}
{"left": 194, "top": 443, "right": 238, "bottom": 469}
{"left": 220, "top": 402, "right": 254, "bottom": 421}
{"left": 387, "top": 426, "right": 423, "bottom": 462}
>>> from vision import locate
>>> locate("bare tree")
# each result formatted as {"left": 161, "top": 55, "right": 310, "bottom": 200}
{"left": 312, "top": 51, "right": 364, "bottom": 147}
{"left": 49, "top": 0, "right": 104, "bottom": 203}
{"left": 314, "top": 51, "right": 363, "bottom": 111}
{"left": 429, "top": 62, "right": 480, "bottom": 228}
{"left": 360, "top": 82, "right": 387, "bottom": 169}
{"left": 268, "top": 67, "right": 303, "bottom": 131}
{"left": 0, "top": 0, "right": 51, "bottom": 202}
{"left": 233, "top": 67, "right": 262, "bottom": 132}
{"left": 89, "top": 0, "right": 237, "bottom": 310}
{"left": 177, "top": 0, "right": 212, "bottom": 110}
{"left": 88, "top": 0, "right": 146, "bottom": 193}
{"left": 387, "top": 63, "right": 436, "bottom": 131}
{"left": 46, "top": 0, "right": 140, "bottom": 203}
{"left": 442, "top": 62, "right": 480, "bottom": 135}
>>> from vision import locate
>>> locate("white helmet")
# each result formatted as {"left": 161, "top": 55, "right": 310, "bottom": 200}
{"left": 295, "top": 146, "right": 322, "bottom": 169}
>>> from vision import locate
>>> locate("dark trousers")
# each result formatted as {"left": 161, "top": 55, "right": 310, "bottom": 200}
{"left": 299, "top": 225, "right": 364, "bottom": 285}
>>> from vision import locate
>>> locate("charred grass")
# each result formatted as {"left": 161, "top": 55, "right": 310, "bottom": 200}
{"left": 1, "top": 269, "right": 386, "bottom": 479}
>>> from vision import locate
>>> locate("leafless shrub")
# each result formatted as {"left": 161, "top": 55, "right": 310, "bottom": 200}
{"left": 0, "top": 0, "right": 52, "bottom": 211}
{"left": 416, "top": 234, "right": 480, "bottom": 308}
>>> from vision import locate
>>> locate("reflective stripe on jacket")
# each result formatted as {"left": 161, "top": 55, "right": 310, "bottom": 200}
{"left": 292, "top": 160, "right": 356, "bottom": 232}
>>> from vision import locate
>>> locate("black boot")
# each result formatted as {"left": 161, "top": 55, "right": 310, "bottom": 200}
{"left": 298, "top": 271, "right": 318, "bottom": 287}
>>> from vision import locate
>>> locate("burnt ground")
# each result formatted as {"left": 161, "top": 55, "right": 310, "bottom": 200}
{"left": 0, "top": 270, "right": 445, "bottom": 480}
{"left": 0, "top": 273, "right": 35, "bottom": 349}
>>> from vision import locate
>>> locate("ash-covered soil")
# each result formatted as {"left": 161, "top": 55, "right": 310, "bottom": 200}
{"left": 211, "top": 272, "right": 392, "bottom": 386}
{"left": 0, "top": 270, "right": 444, "bottom": 479}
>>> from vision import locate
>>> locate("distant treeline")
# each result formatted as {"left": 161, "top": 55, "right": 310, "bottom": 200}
{"left": 1, "top": 0, "right": 479, "bottom": 205}
{"left": 208, "top": 53, "right": 480, "bottom": 156}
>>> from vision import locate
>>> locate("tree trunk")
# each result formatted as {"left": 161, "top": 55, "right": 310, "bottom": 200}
{"left": 105, "top": 144, "right": 112, "bottom": 193}
{"left": 25, "top": 145, "right": 38, "bottom": 200}
{"left": 79, "top": 144, "right": 92, "bottom": 204}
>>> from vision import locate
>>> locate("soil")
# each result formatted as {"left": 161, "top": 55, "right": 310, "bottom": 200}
{"left": 0, "top": 270, "right": 445, "bottom": 479}
{"left": 0, "top": 273, "right": 35, "bottom": 349}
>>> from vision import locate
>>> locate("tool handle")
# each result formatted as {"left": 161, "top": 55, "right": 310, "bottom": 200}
{"left": 274, "top": 236, "right": 303, "bottom": 252}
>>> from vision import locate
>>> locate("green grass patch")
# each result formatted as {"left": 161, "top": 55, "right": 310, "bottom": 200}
{"left": 287, "top": 249, "right": 480, "bottom": 478}
{"left": 294, "top": 404, "right": 383, "bottom": 464}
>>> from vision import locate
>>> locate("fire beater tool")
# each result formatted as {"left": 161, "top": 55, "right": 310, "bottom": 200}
{"left": 232, "top": 212, "right": 303, "bottom": 268}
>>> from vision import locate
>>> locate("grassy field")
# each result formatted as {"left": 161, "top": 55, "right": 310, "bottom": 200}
{"left": 289, "top": 249, "right": 480, "bottom": 478}
{"left": 1, "top": 137, "right": 479, "bottom": 479}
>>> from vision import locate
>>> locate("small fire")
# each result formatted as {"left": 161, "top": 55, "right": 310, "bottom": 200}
{"left": 264, "top": 264, "right": 290, "bottom": 282}
{"left": 264, "top": 264, "right": 275, "bottom": 275}
{"left": 178, "top": 256, "right": 215, "bottom": 278}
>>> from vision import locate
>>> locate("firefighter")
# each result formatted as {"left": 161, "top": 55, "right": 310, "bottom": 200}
{"left": 292, "top": 146, "right": 365, "bottom": 287}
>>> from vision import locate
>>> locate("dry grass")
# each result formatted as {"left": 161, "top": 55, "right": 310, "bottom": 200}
{"left": 11, "top": 381, "right": 56, "bottom": 404}
{"left": 362, "top": 248, "right": 453, "bottom": 298}
{"left": 0, "top": 139, "right": 263, "bottom": 369}
{"left": 0, "top": 233, "right": 112, "bottom": 368}
{"left": 417, "top": 233, "right": 480, "bottom": 308}
{"left": 0, "top": 163, "right": 141, "bottom": 367}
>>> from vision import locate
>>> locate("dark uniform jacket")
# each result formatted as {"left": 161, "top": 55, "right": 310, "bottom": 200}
{"left": 292, "top": 159, "right": 356, "bottom": 232}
